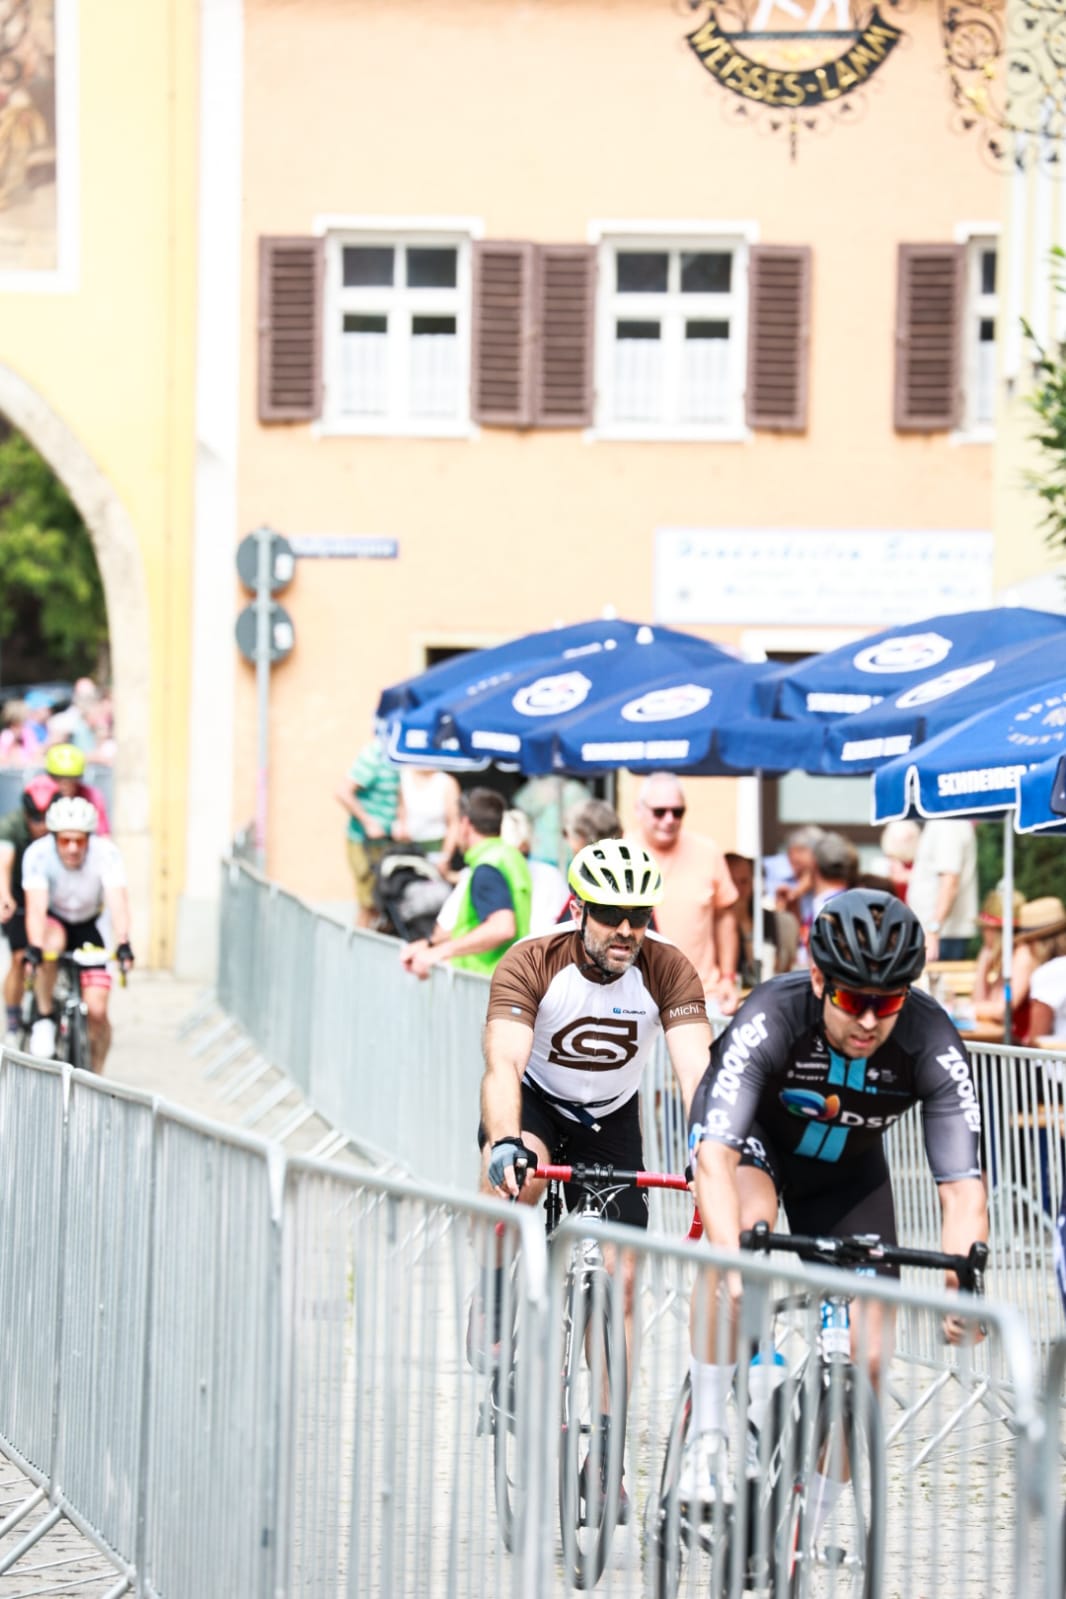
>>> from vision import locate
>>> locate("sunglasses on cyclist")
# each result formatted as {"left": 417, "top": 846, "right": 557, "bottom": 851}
{"left": 827, "top": 985, "right": 908, "bottom": 1019}
{"left": 587, "top": 903, "right": 655, "bottom": 929}
{"left": 649, "top": 806, "right": 686, "bottom": 820}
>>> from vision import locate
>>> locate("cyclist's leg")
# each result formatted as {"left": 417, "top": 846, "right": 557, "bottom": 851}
{"left": 691, "top": 1133, "right": 781, "bottom": 1366}
{"left": 36, "top": 913, "right": 68, "bottom": 1013}
{"left": 785, "top": 1155, "right": 899, "bottom": 1390}
{"left": 3, "top": 909, "right": 27, "bottom": 1036}
{"left": 470, "top": 1085, "right": 557, "bottom": 1369}
{"left": 83, "top": 982, "right": 111, "bottom": 1072}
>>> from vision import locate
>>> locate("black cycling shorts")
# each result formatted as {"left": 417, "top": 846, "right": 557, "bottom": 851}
{"left": 52, "top": 917, "right": 105, "bottom": 955}
{"left": 738, "top": 1122, "right": 899, "bottom": 1277}
{"left": 3, "top": 908, "right": 27, "bottom": 953}
{"left": 478, "top": 1080, "right": 649, "bottom": 1230}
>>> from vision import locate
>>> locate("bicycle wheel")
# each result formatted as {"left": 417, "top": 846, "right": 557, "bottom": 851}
{"left": 558, "top": 1266, "right": 627, "bottom": 1590}
{"left": 492, "top": 1360, "right": 522, "bottom": 1549}
{"left": 786, "top": 1368, "right": 885, "bottom": 1599}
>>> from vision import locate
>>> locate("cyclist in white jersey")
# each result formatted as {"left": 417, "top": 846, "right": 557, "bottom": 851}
{"left": 21, "top": 796, "right": 134, "bottom": 1071}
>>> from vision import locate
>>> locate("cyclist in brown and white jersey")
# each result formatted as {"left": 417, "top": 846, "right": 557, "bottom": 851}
{"left": 480, "top": 838, "right": 711, "bottom": 1212}
{"left": 474, "top": 839, "right": 712, "bottom": 1514}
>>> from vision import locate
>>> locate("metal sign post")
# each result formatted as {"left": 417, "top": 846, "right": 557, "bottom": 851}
{"left": 235, "top": 526, "right": 295, "bottom": 870}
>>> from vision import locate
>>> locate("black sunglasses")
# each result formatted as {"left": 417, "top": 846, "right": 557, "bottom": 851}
{"left": 649, "top": 806, "right": 686, "bottom": 820}
{"left": 588, "top": 903, "right": 655, "bottom": 929}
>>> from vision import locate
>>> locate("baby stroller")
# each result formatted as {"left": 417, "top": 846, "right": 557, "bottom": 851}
{"left": 372, "top": 846, "right": 452, "bottom": 941}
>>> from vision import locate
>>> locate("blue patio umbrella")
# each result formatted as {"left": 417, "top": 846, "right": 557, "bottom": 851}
{"left": 819, "top": 628, "right": 1066, "bottom": 773}
{"left": 871, "top": 676, "right": 1066, "bottom": 822}
{"left": 755, "top": 607, "right": 1066, "bottom": 722}
{"left": 376, "top": 618, "right": 733, "bottom": 723}
{"left": 521, "top": 659, "right": 804, "bottom": 776}
{"left": 383, "top": 624, "right": 750, "bottom": 772}
{"left": 872, "top": 679, "right": 1066, "bottom": 1043}
{"left": 1017, "top": 754, "right": 1066, "bottom": 834}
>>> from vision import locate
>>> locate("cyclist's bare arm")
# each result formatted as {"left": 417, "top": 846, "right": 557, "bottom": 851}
{"left": 480, "top": 1016, "right": 533, "bottom": 1150}
{"left": 103, "top": 884, "right": 132, "bottom": 953}
{"left": 0, "top": 840, "right": 15, "bottom": 919}
{"left": 664, "top": 1019, "right": 713, "bottom": 1118}
{"left": 23, "top": 884, "right": 48, "bottom": 951}
{"left": 694, "top": 1138, "right": 744, "bottom": 1254}
{"left": 938, "top": 1176, "right": 988, "bottom": 1341}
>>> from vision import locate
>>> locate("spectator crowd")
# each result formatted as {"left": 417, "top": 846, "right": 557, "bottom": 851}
{"left": 337, "top": 736, "right": 1065, "bottom": 1046}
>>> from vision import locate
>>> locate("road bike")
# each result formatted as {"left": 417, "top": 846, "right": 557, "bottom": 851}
{"left": 487, "top": 1161, "right": 693, "bottom": 1590}
{"left": 648, "top": 1225, "right": 987, "bottom": 1599}
{"left": 17, "top": 945, "right": 129, "bottom": 1074}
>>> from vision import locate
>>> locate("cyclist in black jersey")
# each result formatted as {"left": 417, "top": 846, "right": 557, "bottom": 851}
{"left": 681, "top": 888, "right": 988, "bottom": 1506}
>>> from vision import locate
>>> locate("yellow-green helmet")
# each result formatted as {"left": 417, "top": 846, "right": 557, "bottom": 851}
{"left": 567, "top": 840, "right": 663, "bottom": 907}
{"left": 45, "top": 743, "right": 86, "bottom": 779}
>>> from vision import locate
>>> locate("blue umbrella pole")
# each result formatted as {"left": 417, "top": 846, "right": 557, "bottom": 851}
{"left": 1003, "top": 815, "right": 1014, "bottom": 1047}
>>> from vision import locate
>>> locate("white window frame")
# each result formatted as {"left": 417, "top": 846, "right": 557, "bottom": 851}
{"left": 315, "top": 216, "right": 480, "bottom": 438}
{"left": 954, "top": 222, "right": 1000, "bottom": 443}
{"left": 587, "top": 221, "right": 757, "bottom": 442}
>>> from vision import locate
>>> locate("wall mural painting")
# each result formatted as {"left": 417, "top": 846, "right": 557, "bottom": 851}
{"left": 0, "top": 0, "right": 56, "bottom": 273}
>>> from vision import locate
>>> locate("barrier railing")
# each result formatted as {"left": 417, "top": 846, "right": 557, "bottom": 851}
{"left": 3, "top": 1046, "right": 1063, "bottom": 1596}
{"left": 212, "top": 861, "right": 1066, "bottom": 1361}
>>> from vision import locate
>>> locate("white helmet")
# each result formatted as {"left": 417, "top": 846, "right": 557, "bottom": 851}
{"left": 46, "top": 796, "right": 98, "bottom": 835}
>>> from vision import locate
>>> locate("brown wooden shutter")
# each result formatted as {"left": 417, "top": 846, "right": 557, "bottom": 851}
{"left": 894, "top": 244, "right": 965, "bottom": 431}
{"left": 471, "top": 242, "right": 535, "bottom": 426}
{"left": 533, "top": 245, "right": 596, "bottom": 427}
{"left": 745, "top": 245, "right": 811, "bottom": 432}
{"left": 258, "top": 237, "right": 323, "bottom": 422}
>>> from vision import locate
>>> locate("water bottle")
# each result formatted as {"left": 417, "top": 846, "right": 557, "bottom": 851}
{"left": 747, "top": 1347, "right": 787, "bottom": 1433}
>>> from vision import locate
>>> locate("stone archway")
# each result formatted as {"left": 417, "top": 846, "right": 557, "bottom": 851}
{"left": 0, "top": 364, "right": 153, "bottom": 956}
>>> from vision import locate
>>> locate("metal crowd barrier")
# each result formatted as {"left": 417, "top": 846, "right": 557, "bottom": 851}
{"left": 214, "top": 858, "right": 490, "bottom": 1185}
{"left": 211, "top": 861, "right": 1066, "bottom": 1362}
{"left": 2, "top": 1045, "right": 1062, "bottom": 1597}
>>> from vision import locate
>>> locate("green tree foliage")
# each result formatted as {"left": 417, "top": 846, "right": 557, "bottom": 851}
{"left": 1025, "top": 245, "right": 1066, "bottom": 558}
{"left": 976, "top": 820, "right": 1066, "bottom": 904}
{"left": 0, "top": 427, "right": 108, "bottom": 679}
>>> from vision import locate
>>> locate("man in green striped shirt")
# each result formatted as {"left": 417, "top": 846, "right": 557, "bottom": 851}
{"left": 336, "top": 736, "right": 401, "bottom": 928}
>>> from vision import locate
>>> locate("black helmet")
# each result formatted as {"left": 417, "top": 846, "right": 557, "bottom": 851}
{"left": 809, "top": 889, "right": 925, "bottom": 990}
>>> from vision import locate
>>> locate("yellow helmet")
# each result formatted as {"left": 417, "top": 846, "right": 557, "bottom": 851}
{"left": 45, "top": 743, "right": 86, "bottom": 779}
{"left": 567, "top": 840, "right": 663, "bottom": 907}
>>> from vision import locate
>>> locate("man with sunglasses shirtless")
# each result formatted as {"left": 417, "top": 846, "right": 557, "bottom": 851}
{"left": 630, "top": 772, "right": 741, "bottom": 1016}
{"left": 475, "top": 839, "right": 713, "bottom": 1516}
{"left": 681, "top": 888, "right": 987, "bottom": 1506}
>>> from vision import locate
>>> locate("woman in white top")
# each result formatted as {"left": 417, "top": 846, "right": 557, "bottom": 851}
{"left": 395, "top": 767, "right": 462, "bottom": 871}
{"left": 1029, "top": 954, "right": 1066, "bottom": 1045}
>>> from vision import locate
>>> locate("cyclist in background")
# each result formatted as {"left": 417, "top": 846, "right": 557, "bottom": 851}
{"left": 476, "top": 839, "right": 712, "bottom": 1515}
{"left": 21, "top": 796, "right": 133, "bottom": 1071}
{"left": 44, "top": 743, "right": 112, "bottom": 835}
{"left": 0, "top": 775, "right": 56, "bottom": 1040}
{"left": 685, "top": 888, "right": 987, "bottom": 1508}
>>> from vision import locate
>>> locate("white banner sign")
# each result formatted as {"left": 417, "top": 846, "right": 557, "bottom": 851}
{"left": 654, "top": 528, "right": 994, "bottom": 626}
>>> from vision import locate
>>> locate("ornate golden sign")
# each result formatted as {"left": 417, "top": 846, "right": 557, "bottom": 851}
{"left": 687, "top": 3, "right": 904, "bottom": 107}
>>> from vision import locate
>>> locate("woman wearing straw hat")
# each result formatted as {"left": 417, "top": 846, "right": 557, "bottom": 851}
{"left": 972, "top": 888, "right": 1026, "bottom": 1026}
{"left": 1020, "top": 898, "right": 1066, "bottom": 1046}
{"left": 1013, "top": 897, "right": 1066, "bottom": 1044}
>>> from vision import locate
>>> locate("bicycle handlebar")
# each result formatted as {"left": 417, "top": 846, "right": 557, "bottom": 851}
{"left": 22, "top": 945, "right": 131, "bottom": 988}
{"left": 739, "top": 1220, "right": 987, "bottom": 1295}
{"left": 534, "top": 1163, "right": 691, "bottom": 1191}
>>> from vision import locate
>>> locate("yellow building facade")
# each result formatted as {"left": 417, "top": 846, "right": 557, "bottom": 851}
{"left": 0, "top": 0, "right": 198, "bottom": 965}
